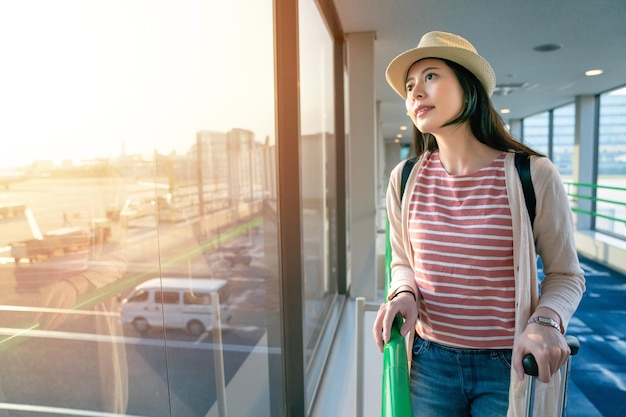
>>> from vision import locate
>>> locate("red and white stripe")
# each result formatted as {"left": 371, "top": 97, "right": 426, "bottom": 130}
{"left": 408, "top": 151, "right": 515, "bottom": 349}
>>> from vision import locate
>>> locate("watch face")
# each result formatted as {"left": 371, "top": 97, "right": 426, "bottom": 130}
{"left": 539, "top": 317, "right": 551, "bottom": 324}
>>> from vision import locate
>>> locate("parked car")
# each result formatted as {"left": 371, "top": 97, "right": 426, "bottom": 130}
{"left": 120, "top": 277, "right": 232, "bottom": 336}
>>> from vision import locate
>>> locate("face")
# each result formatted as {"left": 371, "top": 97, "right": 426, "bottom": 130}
{"left": 404, "top": 58, "right": 466, "bottom": 134}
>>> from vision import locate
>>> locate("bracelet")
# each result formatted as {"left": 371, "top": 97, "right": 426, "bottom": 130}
{"left": 391, "top": 289, "right": 416, "bottom": 302}
{"left": 62, "top": 279, "right": 80, "bottom": 296}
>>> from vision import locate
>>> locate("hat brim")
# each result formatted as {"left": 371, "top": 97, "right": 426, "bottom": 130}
{"left": 385, "top": 46, "right": 496, "bottom": 98}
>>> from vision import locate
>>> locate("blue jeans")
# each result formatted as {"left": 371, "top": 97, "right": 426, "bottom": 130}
{"left": 410, "top": 335, "right": 512, "bottom": 417}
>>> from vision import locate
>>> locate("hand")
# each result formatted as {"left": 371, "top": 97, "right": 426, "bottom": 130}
{"left": 0, "top": 279, "right": 76, "bottom": 330}
{"left": 31, "top": 279, "right": 80, "bottom": 330}
{"left": 372, "top": 290, "right": 418, "bottom": 353}
{"left": 513, "top": 317, "right": 570, "bottom": 383}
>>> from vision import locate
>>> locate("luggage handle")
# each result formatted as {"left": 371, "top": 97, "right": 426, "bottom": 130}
{"left": 522, "top": 335, "right": 579, "bottom": 416}
{"left": 522, "top": 335, "right": 580, "bottom": 376}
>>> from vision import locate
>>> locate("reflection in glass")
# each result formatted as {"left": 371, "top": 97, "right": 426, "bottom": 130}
{"left": 522, "top": 111, "right": 550, "bottom": 156}
{"left": 299, "top": 0, "right": 340, "bottom": 409}
{"left": 597, "top": 86, "right": 626, "bottom": 237}
{"left": 0, "top": 174, "right": 131, "bottom": 414}
{"left": 0, "top": 1, "right": 277, "bottom": 416}
{"left": 552, "top": 103, "right": 575, "bottom": 177}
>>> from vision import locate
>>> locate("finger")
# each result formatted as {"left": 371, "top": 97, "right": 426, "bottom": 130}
{"left": 400, "top": 321, "right": 412, "bottom": 337}
{"left": 399, "top": 311, "right": 416, "bottom": 337}
{"left": 559, "top": 346, "right": 571, "bottom": 370}
{"left": 546, "top": 343, "right": 568, "bottom": 378}
{"left": 511, "top": 349, "right": 525, "bottom": 381}
{"left": 40, "top": 292, "right": 75, "bottom": 330}
{"left": 537, "top": 355, "right": 551, "bottom": 383}
{"left": 372, "top": 305, "right": 386, "bottom": 353}
{"left": 381, "top": 303, "right": 400, "bottom": 345}
{"left": 381, "top": 309, "right": 391, "bottom": 345}
{"left": 551, "top": 355, "right": 565, "bottom": 377}
{"left": 401, "top": 307, "right": 418, "bottom": 336}
{"left": 39, "top": 312, "right": 63, "bottom": 330}
{"left": 38, "top": 313, "right": 53, "bottom": 330}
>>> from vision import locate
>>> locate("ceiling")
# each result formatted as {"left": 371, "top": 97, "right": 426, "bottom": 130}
{"left": 333, "top": 0, "right": 626, "bottom": 144}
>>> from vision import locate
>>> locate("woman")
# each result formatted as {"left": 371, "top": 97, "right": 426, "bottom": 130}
{"left": 0, "top": 181, "right": 129, "bottom": 415}
{"left": 372, "top": 31, "right": 585, "bottom": 417}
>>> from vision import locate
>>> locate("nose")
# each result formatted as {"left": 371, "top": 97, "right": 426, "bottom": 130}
{"left": 408, "top": 84, "right": 424, "bottom": 101}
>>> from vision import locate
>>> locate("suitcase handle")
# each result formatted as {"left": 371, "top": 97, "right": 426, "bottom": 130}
{"left": 522, "top": 335, "right": 580, "bottom": 376}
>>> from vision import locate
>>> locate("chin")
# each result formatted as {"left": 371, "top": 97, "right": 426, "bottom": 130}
{"left": 415, "top": 124, "right": 433, "bottom": 134}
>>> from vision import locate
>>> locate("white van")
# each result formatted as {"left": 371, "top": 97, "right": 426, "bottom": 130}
{"left": 120, "top": 277, "right": 232, "bottom": 336}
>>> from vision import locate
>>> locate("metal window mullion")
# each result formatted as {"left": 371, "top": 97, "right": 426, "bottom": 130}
{"left": 274, "top": 1, "right": 305, "bottom": 416}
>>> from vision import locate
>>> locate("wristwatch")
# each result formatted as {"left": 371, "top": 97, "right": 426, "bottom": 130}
{"left": 527, "top": 316, "right": 562, "bottom": 333}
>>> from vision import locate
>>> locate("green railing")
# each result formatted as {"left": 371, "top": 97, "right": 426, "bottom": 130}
{"left": 381, "top": 216, "right": 413, "bottom": 416}
{"left": 563, "top": 181, "right": 626, "bottom": 235}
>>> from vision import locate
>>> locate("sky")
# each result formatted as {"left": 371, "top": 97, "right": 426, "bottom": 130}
{"left": 0, "top": 0, "right": 275, "bottom": 168}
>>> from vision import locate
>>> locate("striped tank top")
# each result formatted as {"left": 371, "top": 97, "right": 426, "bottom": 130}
{"left": 408, "top": 150, "right": 515, "bottom": 349}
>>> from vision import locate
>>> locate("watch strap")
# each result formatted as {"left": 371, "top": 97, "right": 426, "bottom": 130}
{"left": 527, "top": 316, "right": 562, "bottom": 333}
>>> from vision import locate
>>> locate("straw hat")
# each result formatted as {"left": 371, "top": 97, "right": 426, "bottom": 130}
{"left": 385, "top": 31, "right": 496, "bottom": 98}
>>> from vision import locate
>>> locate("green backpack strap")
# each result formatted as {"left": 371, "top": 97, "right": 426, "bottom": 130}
{"left": 514, "top": 153, "right": 536, "bottom": 227}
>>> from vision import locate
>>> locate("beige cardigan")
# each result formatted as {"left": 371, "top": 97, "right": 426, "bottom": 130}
{"left": 386, "top": 151, "right": 585, "bottom": 417}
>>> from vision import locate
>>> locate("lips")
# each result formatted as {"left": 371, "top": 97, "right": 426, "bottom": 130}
{"left": 414, "top": 105, "right": 434, "bottom": 117}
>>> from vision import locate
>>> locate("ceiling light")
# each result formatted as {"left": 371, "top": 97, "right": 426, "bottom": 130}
{"left": 394, "top": 138, "right": 400, "bottom": 143}
{"left": 533, "top": 43, "right": 562, "bottom": 52}
{"left": 493, "top": 82, "right": 528, "bottom": 96}
{"left": 585, "top": 69, "right": 603, "bottom": 77}
{"left": 400, "top": 125, "right": 408, "bottom": 131}
{"left": 396, "top": 133, "right": 403, "bottom": 138}
{"left": 500, "top": 108, "right": 511, "bottom": 114}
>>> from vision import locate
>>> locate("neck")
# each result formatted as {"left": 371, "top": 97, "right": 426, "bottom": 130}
{"left": 434, "top": 126, "right": 501, "bottom": 175}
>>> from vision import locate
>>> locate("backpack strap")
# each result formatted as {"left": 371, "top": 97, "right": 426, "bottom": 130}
{"left": 400, "top": 158, "right": 417, "bottom": 201}
{"left": 514, "top": 153, "right": 536, "bottom": 227}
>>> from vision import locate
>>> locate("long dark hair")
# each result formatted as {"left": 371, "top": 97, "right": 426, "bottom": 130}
{"left": 412, "top": 58, "right": 543, "bottom": 158}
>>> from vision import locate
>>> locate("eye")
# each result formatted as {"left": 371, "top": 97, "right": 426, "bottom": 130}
{"left": 405, "top": 83, "right": 414, "bottom": 93}
{"left": 425, "top": 73, "right": 436, "bottom": 81}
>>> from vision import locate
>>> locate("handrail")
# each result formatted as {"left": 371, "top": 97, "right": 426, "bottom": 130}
{"left": 570, "top": 208, "right": 626, "bottom": 225}
{"left": 563, "top": 181, "right": 626, "bottom": 192}
{"left": 563, "top": 181, "right": 626, "bottom": 230}
{"left": 381, "top": 217, "right": 413, "bottom": 417}
{"left": 381, "top": 317, "right": 412, "bottom": 416}
{"left": 567, "top": 193, "right": 626, "bottom": 208}
{"left": 355, "top": 297, "right": 380, "bottom": 417}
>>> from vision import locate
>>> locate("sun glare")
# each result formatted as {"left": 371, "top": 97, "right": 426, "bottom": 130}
{"left": 0, "top": 0, "right": 274, "bottom": 170}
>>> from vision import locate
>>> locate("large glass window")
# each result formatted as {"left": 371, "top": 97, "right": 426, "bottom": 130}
{"left": 522, "top": 111, "right": 550, "bottom": 156}
{"left": 597, "top": 86, "right": 626, "bottom": 237}
{"left": 0, "top": 1, "right": 278, "bottom": 416}
{"left": 298, "top": 0, "right": 340, "bottom": 409}
{"left": 552, "top": 103, "right": 576, "bottom": 178}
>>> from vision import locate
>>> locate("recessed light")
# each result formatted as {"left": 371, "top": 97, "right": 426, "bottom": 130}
{"left": 394, "top": 138, "right": 400, "bottom": 143}
{"left": 533, "top": 43, "right": 562, "bottom": 52}
{"left": 585, "top": 69, "right": 603, "bottom": 77}
{"left": 500, "top": 108, "right": 511, "bottom": 114}
{"left": 396, "top": 133, "right": 403, "bottom": 138}
{"left": 400, "top": 125, "right": 408, "bottom": 131}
